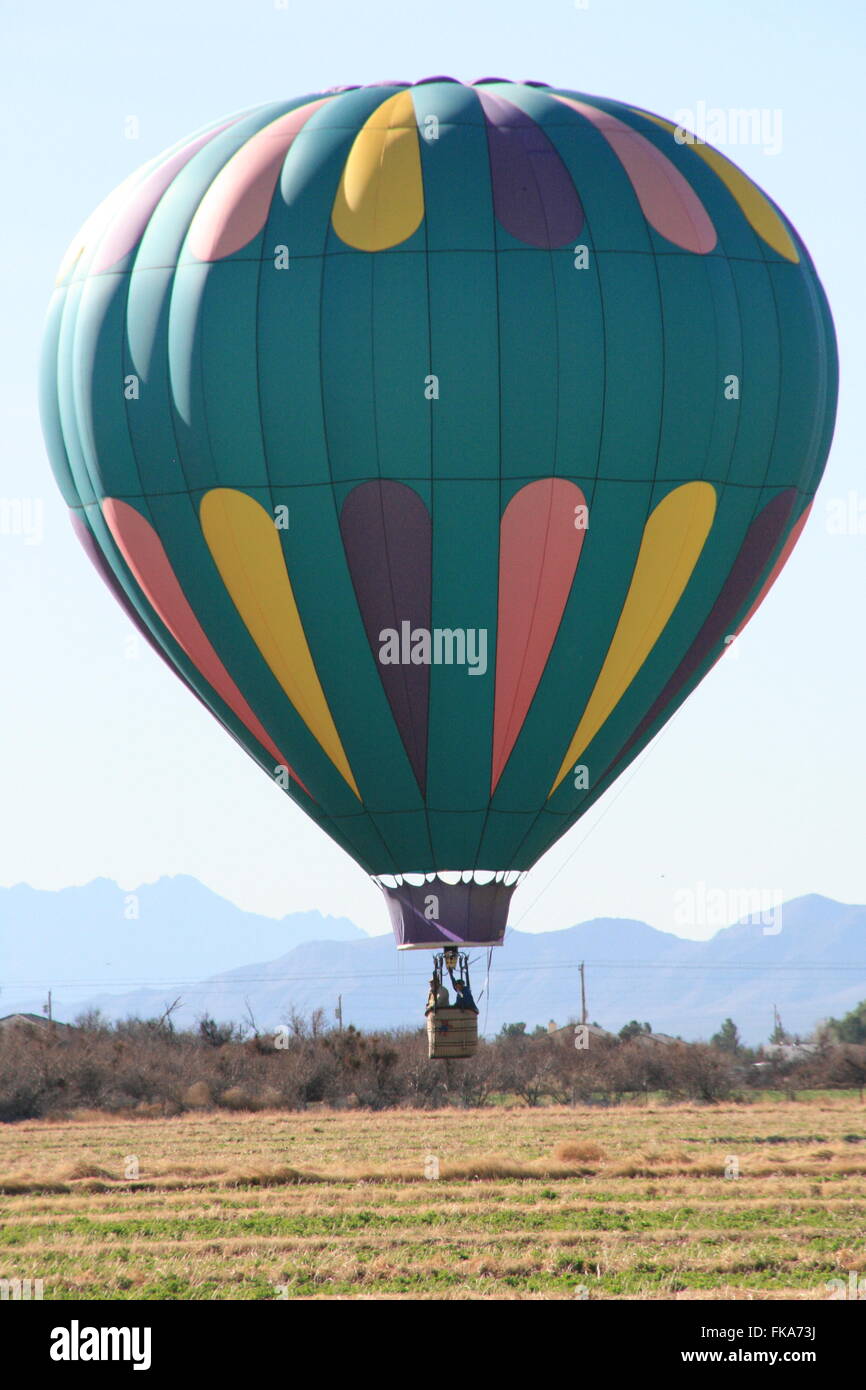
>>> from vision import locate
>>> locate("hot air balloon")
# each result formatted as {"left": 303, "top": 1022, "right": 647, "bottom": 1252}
{"left": 40, "top": 78, "right": 837, "bottom": 1056}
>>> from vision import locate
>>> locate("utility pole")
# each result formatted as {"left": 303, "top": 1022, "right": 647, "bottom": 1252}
{"left": 579, "top": 962, "right": 587, "bottom": 1026}
{"left": 335, "top": 995, "right": 343, "bottom": 1031}
{"left": 42, "top": 991, "right": 52, "bottom": 1022}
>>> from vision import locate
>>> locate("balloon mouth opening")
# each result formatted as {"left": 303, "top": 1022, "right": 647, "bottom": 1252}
{"left": 375, "top": 871, "right": 524, "bottom": 949}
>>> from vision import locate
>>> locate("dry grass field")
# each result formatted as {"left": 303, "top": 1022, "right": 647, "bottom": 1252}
{"left": 1, "top": 1096, "right": 864, "bottom": 1300}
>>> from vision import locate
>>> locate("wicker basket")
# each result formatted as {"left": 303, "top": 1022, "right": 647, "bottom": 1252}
{"left": 427, "top": 1006, "right": 479, "bottom": 1059}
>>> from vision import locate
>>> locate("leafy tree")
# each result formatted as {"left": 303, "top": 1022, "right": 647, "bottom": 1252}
{"left": 198, "top": 1015, "right": 236, "bottom": 1047}
{"left": 498, "top": 1022, "right": 527, "bottom": 1039}
{"left": 73, "top": 1008, "right": 110, "bottom": 1033}
{"left": 619, "top": 1020, "right": 652, "bottom": 1041}
{"left": 825, "top": 999, "right": 866, "bottom": 1045}
{"left": 770, "top": 1013, "right": 790, "bottom": 1045}
{"left": 711, "top": 1018, "right": 742, "bottom": 1054}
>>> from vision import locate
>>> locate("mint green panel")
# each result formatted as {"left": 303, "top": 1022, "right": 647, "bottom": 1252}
{"left": 690, "top": 255, "right": 743, "bottom": 484}
{"left": 198, "top": 259, "right": 270, "bottom": 489}
{"left": 767, "top": 265, "right": 836, "bottom": 490}
{"left": 654, "top": 254, "right": 733, "bottom": 484}
{"left": 809, "top": 279, "right": 839, "bottom": 480}
{"left": 498, "top": 249, "right": 559, "bottom": 481}
{"left": 364, "top": 809, "right": 433, "bottom": 871}
{"left": 477, "top": 809, "right": 540, "bottom": 868}
{"left": 550, "top": 252, "right": 605, "bottom": 478}
{"left": 369, "top": 252, "right": 432, "bottom": 480}
{"left": 723, "top": 258, "right": 781, "bottom": 489}
{"left": 427, "top": 252, "right": 500, "bottom": 482}
{"left": 426, "top": 478, "right": 499, "bottom": 863}
{"left": 594, "top": 251, "right": 665, "bottom": 482}
{"left": 411, "top": 84, "right": 493, "bottom": 252}
{"left": 165, "top": 263, "right": 215, "bottom": 492}
{"left": 70, "top": 274, "right": 142, "bottom": 502}
{"left": 125, "top": 267, "right": 192, "bottom": 498}
{"left": 256, "top": 256, "right": 332, "bottom": 488}
{"left": 319, "top": 250, "right": 377, "bottom": 484}
{"left": 53, "top": 280, "right": 98, "bottom": 507}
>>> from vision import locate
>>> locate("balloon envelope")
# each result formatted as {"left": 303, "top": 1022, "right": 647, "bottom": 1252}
{"left": 40, "top": 79, "right": 837, "bottom": 948}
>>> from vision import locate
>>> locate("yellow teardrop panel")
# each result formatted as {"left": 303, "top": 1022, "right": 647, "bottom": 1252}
{"left": 630, "top": 108, "right": 798, "bottom": 262}
{"left": 549, "top": 481, "right": 717, "bottom": 797}
{"left": 331, "top": 89, "right": 424, "bottom": 251}
{"left": 200, "top": 488, "right": 360, "bottom": 798}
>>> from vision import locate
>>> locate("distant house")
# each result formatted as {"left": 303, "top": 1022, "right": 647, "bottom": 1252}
{"left": 761, "top": 1041, "right": 819, "bottom": 1062}
{"left": 0, "top": 1013, "right": 70, "bottom": 1032}
{"left": 634, "top": 1030, "right": 680, "bottom": 1047}
{"left": 564, "top": 1021, "right": 681, "bottom": 1046}
{"left": 545, "top": 1021, "right": 617, "bottom": 1044}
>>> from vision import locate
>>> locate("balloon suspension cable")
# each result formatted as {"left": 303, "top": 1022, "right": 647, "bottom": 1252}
{"left": 481, "top": 947, "right": 493, "bottom": 1034}
{"left": 439, "top": 949, "right": 471, "bottom": 993}
{"left": 427, "top": 950, "right": 474, "bottom": 1009}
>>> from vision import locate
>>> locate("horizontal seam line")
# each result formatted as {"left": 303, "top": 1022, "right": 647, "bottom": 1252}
{"left": 76, "top": 249, "right": 798, "bottom": 277}
{"left": 74, "top": 481, "right": 815, "bottom": 500}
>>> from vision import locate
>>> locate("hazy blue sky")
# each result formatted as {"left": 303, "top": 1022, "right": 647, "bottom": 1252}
{"left": 2, "top": 0, "right": 863, "bottom": 943}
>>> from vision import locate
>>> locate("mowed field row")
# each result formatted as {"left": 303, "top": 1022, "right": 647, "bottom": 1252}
{"left": 1, "top": 1097, "right": 864, "bottom": 1300}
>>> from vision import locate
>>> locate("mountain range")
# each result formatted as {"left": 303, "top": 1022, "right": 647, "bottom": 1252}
{"left": 1, "top": 878, "right": 865, "bottom": 1044}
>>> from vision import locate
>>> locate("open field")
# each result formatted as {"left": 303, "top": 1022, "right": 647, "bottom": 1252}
{"left": 1, "top": 1096, "right": 865, "bottom": 1300}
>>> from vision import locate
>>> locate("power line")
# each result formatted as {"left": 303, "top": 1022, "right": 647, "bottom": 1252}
{"left": 5, "top": 958, "right": 866, "bottom": 990}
